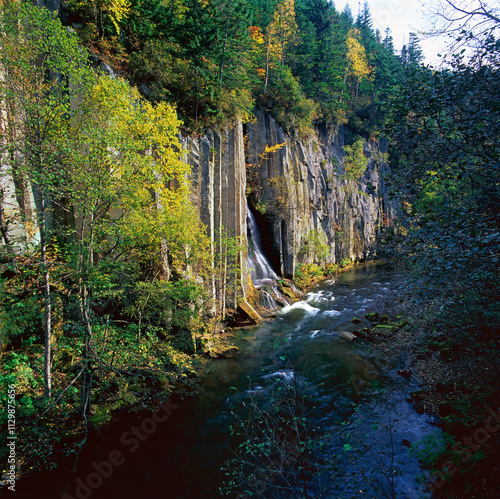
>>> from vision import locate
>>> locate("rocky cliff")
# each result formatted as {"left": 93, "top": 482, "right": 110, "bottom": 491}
{"left": 183, "top": 121, "right": 251, "bottom": 318}
{"left": 185, "top": 111, "right": 397, "bottom": 309}
{"left": 1, "top": 105, "right": 396, "bottom": 316}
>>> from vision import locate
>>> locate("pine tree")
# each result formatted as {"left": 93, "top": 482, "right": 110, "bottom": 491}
{"left": 408, "top": 32, "right": 424, "bottom": 66}
{"left": 342, "top": 2, "right": 354, "bottom": 25}
{"left": 295, "top": 0, "right": 349, "bottom": 121}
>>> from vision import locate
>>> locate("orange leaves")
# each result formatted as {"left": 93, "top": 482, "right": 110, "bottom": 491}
{"left": 249, "top": 26, "right": 264, "bottom": 45}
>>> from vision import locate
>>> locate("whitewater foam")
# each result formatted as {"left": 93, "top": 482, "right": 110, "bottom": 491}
{"left": 280, "top": 301, "right": 320, "bottom": 316}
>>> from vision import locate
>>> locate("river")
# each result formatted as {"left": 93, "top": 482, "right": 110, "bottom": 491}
{"left": 16, "top": 262, "right": 440, "bottom": 499}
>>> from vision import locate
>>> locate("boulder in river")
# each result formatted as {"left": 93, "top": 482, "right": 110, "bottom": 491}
{"left": 397, "top": 369, "right": 412, "bottom": 379}
{"left": 365, "top": 312, "right": 380, "bottom": 322}
{"left": 340, "top": 331, "right": 357, "bottom": 341}
{"left": 235, "top": 300, "right": 262, "bottom": 325}
{"left": 209, "top": 345, "right": 239, "bottom": 359}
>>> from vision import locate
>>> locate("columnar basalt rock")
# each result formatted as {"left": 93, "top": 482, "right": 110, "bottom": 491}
{"left": 184, "top": 121, "right": 250, "bottom": 317}
{"left": 185, "top": 112, "right": 396, "bottom": 313}
{"left": 243, "top": 110, "right": 397, "bottom": 278}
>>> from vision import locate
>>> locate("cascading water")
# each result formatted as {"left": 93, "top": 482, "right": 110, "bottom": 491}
{"left": 271, "top": 281, "right": 289, "bottom": 306}
{"left": 260, "top": 289, "right": 278, "bottom": 309}
{"left": 247, "top": 206, "right": 278, "bottom": 286}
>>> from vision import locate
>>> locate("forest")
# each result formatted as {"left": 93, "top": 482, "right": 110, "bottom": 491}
{"left": 0, "top": 0, "right": 499, "bottom": 497}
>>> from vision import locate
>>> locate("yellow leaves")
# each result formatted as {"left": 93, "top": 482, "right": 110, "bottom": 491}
{"left": 219, "top": 88, "right": 256, "bottom": 122}
{"left": 259, "top": 142, "right": 287, "bottom": 161}
{"left": 346, "top": 28, "right": 372, "bottom": 82}
{"left": 249, "top": 26, "right": 264, "bottom": 45}
{"left": 266, "top": 0, "right": 299, "bottom": 66}
{"left": 342, "top": 137, "right": 368, "bottom": 182}
{"left": 69, "top": 0, "right": 130, "bottom": 33}
{"left": 270, "top": 0, "right": 298, "bottom": 40}
{"left": 67, "top": 73, "right": 195, "bottom": 258}
{"left": 106, "top": 0, "right": 131, "bottom": 33}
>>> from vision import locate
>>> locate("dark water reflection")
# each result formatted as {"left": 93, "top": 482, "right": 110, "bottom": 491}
{"left": 15, "top": 262, "right": 439, "bottom": 499}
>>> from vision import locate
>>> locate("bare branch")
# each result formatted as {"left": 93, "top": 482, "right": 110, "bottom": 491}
{"left": 422, "top": 0, "right": 500, "bottom": 59}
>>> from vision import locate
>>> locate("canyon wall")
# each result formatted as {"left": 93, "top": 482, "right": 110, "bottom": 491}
{"left": 186, "top": 111, "right": 397, "bottom": 308}
{"left": 183, "top": 122, "right": 251, "bottom": 318}
{"left": 0, "top": 106, "right": 396, "bottom": 315}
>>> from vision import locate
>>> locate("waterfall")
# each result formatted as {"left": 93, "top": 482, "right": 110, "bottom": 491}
{"left": 260, "top": 289, "right": 278, "bottom": 310}
{"left": 247, "top": 206, "right": 278, "bottom": 286}
{"left": 271, "top": 282, "right": 290, "bottom": 306}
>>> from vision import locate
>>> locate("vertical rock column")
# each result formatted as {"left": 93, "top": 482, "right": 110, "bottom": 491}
{"left": 186, "top": 120, "right": 249, "bottom": 318}
{"left": 0, "top": 67, "right": 38, "bottom": 251}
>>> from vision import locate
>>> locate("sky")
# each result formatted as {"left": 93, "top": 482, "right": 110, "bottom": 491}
{"left": 341, "top": 0, "right": 443, "bottom": 63}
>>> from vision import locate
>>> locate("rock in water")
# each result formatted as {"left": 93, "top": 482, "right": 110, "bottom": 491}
{"left": 340, "top": 331, "right": 357, "bottom": 341}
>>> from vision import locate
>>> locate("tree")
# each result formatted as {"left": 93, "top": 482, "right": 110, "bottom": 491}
{"left": 68, "top": 0, "right": 131, "bottom": 38}
{"left": 407, "top": 32, "right": 424, "bottom": 66}
{"left": 178, "top": 0, "right": 222, "bottom": 128}
{"left": 125, "top": 0, "right": 182, "bottom": 46}
{"left": 294, "top": 0, "right": 349, "bottom": 122}
{"left": 386, "top": 41, "right": 500, "bottom": 354}
{"left": 371, "top": 28, "right": 402, "bottom": 126}
{"left": 342, "top": 2, "right": 354, "bottom": 25}
{"left": 0, "top": 1, "right": 90, "bottom": 399}
{"left": 345, "top": 28, "right": 372, "bottom": 108}
{"left": 213, "top": 0, "right": 256, "bottom": 119}
{"left": 424, "top": 0, "right": 500, "bottom": 56}
{"left": 59, "top": 74, "right": 197, "bottom": 410}
{"left": 264, "top": 0, "right": 299, "bottom": 94}
{"left": 215, "top": 0, "right": 250, "bottom": 83}
{"left": 356, "top": 0, "right": 373, "bottom": 34}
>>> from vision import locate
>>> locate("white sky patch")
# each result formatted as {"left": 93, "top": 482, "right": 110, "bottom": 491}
{"left": 341, "top": 0, "right": 444, "bottom": 64}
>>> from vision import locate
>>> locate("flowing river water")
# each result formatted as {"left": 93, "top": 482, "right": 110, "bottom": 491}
{"left": 18, "top": 262, "right": 441, "bottom": 499}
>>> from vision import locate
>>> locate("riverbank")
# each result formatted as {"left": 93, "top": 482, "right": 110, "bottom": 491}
{"left": 4, "top": 261, "right": 431, "bottom": 498}
{"left": 0, "top": 257, "right": 349, "bottom": 485}
{"left": 0, "top": 333, "right": 208, "bottom": 481}
{"left": 363, "top": 283, "right": 500, "bottom": 498}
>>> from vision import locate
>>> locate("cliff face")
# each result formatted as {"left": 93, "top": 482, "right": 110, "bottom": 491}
{"left": 1, "top": 107, "right": 395, "bottom": 314}
{"left": 245, "top": 111, "right": 396, "bottom": 277}
{"left": 187, "top": 111, "right": 397, "bottom": 299}
{"left": 183, "top": 122, "right": 250, "bottom": 317}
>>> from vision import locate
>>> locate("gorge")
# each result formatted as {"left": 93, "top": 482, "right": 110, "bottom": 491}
{"left": 1, "top": 1, "right": 498, "bottom": 497}
{"left": 184, "top": 110, "right": 397, "bottom": 318}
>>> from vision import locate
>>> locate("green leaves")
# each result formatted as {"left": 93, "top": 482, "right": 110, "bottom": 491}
{"left": 342, "top": 137, "right": 368, "bottom": 182}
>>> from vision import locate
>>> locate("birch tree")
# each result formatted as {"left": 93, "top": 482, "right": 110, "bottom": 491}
{"left": 0, "top": 1, "right": 90, "bottom": 398}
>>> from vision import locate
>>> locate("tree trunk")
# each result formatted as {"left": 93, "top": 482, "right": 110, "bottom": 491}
{"left": 0, "top": 188, "right": 18, "bottom": 271}
{"left": 81, "top": 285, "right": 93, "bottom": 416}
{"left": 218, "top": 0, "right": 231, "bottom": 84}
{"left": 160, "top": 237, "right": 171, "bottom": 281}
{"left": 35, "top": 190, "right": 52, "bottom": 400}
{"left": 264, "top": 40, "right": 270, "bottom": 95}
